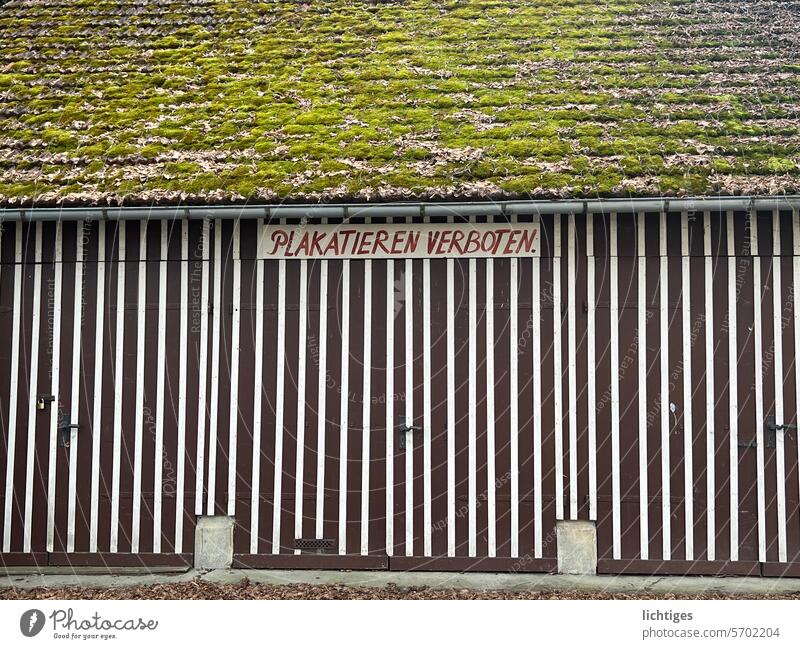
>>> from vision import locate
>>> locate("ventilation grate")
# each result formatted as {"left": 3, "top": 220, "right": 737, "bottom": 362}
{"left": 294, "top": 537, "right": 336, "bottom": 551}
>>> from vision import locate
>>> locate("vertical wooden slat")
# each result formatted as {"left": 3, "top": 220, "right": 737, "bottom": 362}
{"left": 752, "top": 209, "right": 767, "bottom": 563}
{"left": 681, "top": 211, "right": 694, "bottom": 560}
{"left": 66, "top": 222, "right": 84, "bottom": 552}
{"left": 610, "top": 213, "right": 621, "bottom": 560}
{"left": 3, "top": 225, "right": 23, "bottom": 552}
{"left": 553, "top": 214, "right": 564, "bottom": 522}
{"left": 337, "top": 257, "right": 350, "bottom": 555}
{"left": 586, "top": 213, "right": 597, "bottom": 522}
{"left": 532, "top": 214, "right": 543, "bottom": 558}
{"left": 45, "top": 221, "right": 63, "bottom": 552}
{"left": 727, "top": 211, "right": 739, "bottom": 561}
{"left": 772, "top": 209, "right": 786, "bottom": 562}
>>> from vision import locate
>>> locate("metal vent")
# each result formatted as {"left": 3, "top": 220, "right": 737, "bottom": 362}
{"left": 294, "top": 537, "right": 335, "bottom": 552}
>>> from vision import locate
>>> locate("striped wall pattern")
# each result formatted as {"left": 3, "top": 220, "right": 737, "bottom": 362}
{"left": 0, "top": 210, "right": 799, "bottom": 571}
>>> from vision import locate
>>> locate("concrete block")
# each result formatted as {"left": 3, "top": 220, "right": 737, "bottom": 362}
{"left": 556, "top": 520, "right": 597, "bottom": 575}
{"left": 194, "top": 516, "right": 234, "bottom": 570}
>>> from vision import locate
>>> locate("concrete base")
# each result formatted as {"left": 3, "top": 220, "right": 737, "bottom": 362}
{"left": 556, "top": 521, "right": 597, "bottom": 575}
{"left": 194, "top": 516, "right": 234, "bottom": 570}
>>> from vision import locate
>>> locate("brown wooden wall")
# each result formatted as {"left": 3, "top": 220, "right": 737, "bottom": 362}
{"left": 0, "top": 209, "right": 798, "bottom": 574}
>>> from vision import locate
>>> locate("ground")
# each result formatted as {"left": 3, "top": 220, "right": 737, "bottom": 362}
{"left": 2, "top": 580, "right": 800, "bottom": 599}
{"left": 3, "top": 570, "right": 800, "bottom": 599}
{"left": 0, "top": 0, "right": 798, "bottom": 206}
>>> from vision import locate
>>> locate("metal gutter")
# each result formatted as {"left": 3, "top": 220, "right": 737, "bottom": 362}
{"left": 1, "top": 196, "right": 799, "bottom": 222}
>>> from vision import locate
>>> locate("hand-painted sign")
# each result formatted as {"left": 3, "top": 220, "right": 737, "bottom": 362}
{"left": 258, "top": 222, "right": 538, "bottom": 259}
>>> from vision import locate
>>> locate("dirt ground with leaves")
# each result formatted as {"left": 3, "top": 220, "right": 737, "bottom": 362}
{"left": 2, "top": 579, "right": 800, "bottom": 599}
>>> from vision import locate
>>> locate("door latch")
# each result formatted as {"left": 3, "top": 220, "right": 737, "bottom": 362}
{"left": 37, "top": 394, "right": 55, "bottom": 410}
{"left": 766, "top": 415, "right": 797, "bottom": 449}
{"left": 57, "top": 413, "right": 79, "bottom": 448}
{"left": 398, "top": 420, "right": 421, "bottom": 451}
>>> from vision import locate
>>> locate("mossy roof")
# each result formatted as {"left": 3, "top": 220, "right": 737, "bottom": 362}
{"left": 0, "top": 0, "right": 798, "bottom": 207}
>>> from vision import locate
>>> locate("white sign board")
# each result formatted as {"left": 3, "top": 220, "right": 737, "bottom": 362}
{"left": 257, "top": 222, "right": 539, "bottom": 259}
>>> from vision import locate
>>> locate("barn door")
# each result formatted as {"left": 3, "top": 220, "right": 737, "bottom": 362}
{"left": 593, "top": 208, "right": 800, "bottom": 576}
{"left": 388, "top": 249, "right": 557, "bottom": 571}
{"left": 1, "top": 221, "right": 97, "bottom": 564}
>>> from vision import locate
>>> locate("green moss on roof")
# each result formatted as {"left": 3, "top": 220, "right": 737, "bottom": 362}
{"left": 0, "top": 0, "right": 798, "bottom": 206}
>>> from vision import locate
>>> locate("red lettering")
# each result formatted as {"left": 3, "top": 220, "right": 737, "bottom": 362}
{"left": 502, "top": 230, "right": 519, "bottom": 255}
{"left": 374, "top": 230, "right": 391, "bottom": 254}
{"left": 517, "top": 227, "right": 537, "bottom": 254}
{"left": 268, "top": 230, "right": 289, "bottom": 256}
{"left": 465, "top": 230, "right": 481, "bottom": 254}
{"left": 491, "top": 229, "right": 511, "bottom": 254}
{"left": 405, "top": 231, "right": 420, "bottom": 254}
{"left": 437, "top": 231, "right": 452, "bottom": 255}
{"left": 451, "top": 230, "right": 465, "bottom": 255}
{"left": 357, "top": 231, "right": 374, "bottom": 255}
{"left": 427, "top": 231, "right": 442, "bottom": 255}
{"left": 310, "top": 230, "right": 325, "bottom": 256}
{"left": 390, "top": 232, "right": 405, "bottom": 255}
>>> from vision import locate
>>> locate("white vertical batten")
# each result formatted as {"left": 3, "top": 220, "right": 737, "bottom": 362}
{"left": 404, "top": 226, "right": 414, "bottom": 557}
{"left": 509, "top": 214, "right": 519, "bottom": 558}
{"left": 553, "top": 213, "right": 564, "bottom": 521}
{"left": 45, "top": 220, "right": 63, "bottom": 552}
{"left": 206, "top": 221, "right": 223, "bottom": 515}
{"left": 752, "top": 209, "right": 767, "bottom": 562}
{"left": 294, "top": 252, "right": 308, "bottom": 553}
{"left": 486, "top": 243, "right": 496, "bottom": 558}
{"left": 3, "top": 226, "right": 23, "bottom": 552}
{"left": 703, "top": 210, "right": 716, "bottom": 561}
{"left": 610, "top": 213, "right": 621, "bottom": 560}
{"left": 272, "top": 219, "right": 287, "bottom": 554}
{"left": 131, "top": 221, "right": 147, "bottom": 553}
{"left": 636, "top": 212, "right": 648, "bottom": 560}
{"left": 88, "top": 222, "right": 105, "bottom": 552}
{"left": 175, "top": 219, "right": 189, "bottom": 552}
{"left": 586, "top": 213, "right": 597, "bottom": 521}
{"left": 446, "top": 215, "right": 456, "bottom": 557}
{"left": 727, "top": 211, "right": 739, "bottom": 562}
{"left": 681, "top": 212, "right": 694, "bottom": 561}
{"left": 316, "top": 219, "right": 329, "bottom": 542}
{"left": 338, "top": 256, "right": 351, "bottom": 555}
{"left": 385, "top": 217, "right": 395, "bottom": 555}
{"left": 467, "top": 246, "right": 477, "bottom": 557}
{"left": 659, "top": 210, "right": 670, "bottom": 561}
{"left": 250, "top": 221, "right": 265, "bottom": 553}
{"left": 567, "top": 212, "right": 578, "bottom": 520}
{"left": 23, "top": 223, "right": 43, "bottom": 553}
{"left": 110, "top": 223, "right": 125, "bottom": 552}
{"left": 227, "top": 219, "right": 241, "bottom": 516}
{"left": 772, "top": 209, "right": 786, "bottom": 562}
{"left": 194, "top": 218, "right": 210, "bottom": 515}
{"left": 422, "top": 214, "right": 432, "bottom": 558}
{"left": 680, "top": 211, "right": 694, "bottom": 561}
{"left": 794, "top": 209, "right": 800, "bottom": 566}
{"left": 360, "top": 256, "right": 372, "bottom": 555}
{"left": 532, "top": 214, "right": 543, "bottom": 557}
{"left": 153, "top": 221, "right": 168, "bottom": 552}
{"left": 66, "top": 221, "right": 84, "bottom": 553}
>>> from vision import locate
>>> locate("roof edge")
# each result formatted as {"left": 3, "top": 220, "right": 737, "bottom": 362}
{"left": 1, "top": 196, "right": 799, "bottom": 222}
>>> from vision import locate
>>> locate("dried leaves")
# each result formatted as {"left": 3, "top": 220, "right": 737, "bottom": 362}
{"left": 2, "top": 579, "right": 800, "bottom": 600}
